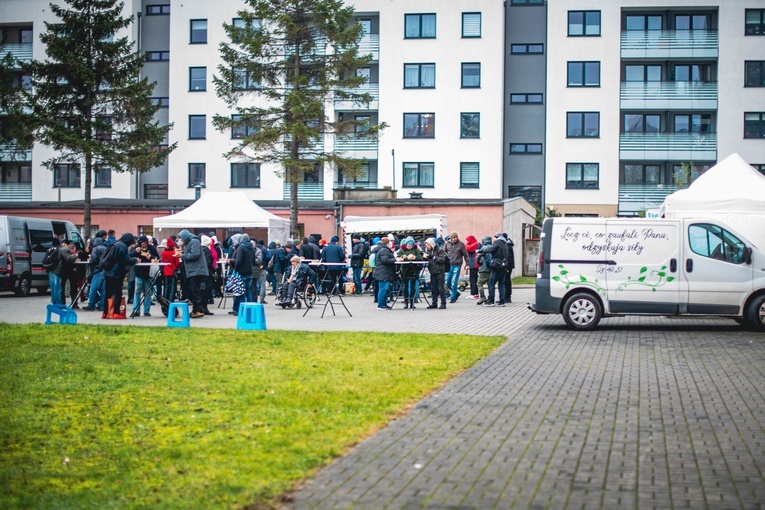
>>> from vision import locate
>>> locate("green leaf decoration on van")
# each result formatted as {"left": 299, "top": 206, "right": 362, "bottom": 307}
{"left": 551, "top": 264, "right": 606, "bottom": 296}
{"left": 616, "top": 265, "right": 676, "bottom": 292}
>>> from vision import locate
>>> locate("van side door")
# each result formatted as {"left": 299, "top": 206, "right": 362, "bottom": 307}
{"left": 683, "top": 221, "right": 753, "bottom": 315}
{"left": 605, "top": 220, "right": 682, "bottom": 314}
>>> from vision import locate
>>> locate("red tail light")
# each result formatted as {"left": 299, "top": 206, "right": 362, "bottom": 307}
{"left": 6, "top": 253, "right": 12, "bottom": 274}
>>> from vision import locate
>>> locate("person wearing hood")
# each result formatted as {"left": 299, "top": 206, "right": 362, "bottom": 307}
{"left": 228, "top": 233, "right": 255, "bottom": 316}
{"left": 161, "top": 237, "right": 181, "bottom": 303}
{"left": 503, "top": 233, "right": 516, "bottom": 303}
{"left": 483, "top": 232, "right": 509, "bottom": 307}
{"left": 83, "top": 236, "right": 107, "bottom": 311}
{"left": 266, "top": 241, "right": 278, "bottom": 294}
{"left": 199, "top": 235, "right": 216, "bottom": 315}
{"left": 102, "top": 233, "right": 138, "bottom": 319}
{"left": 423, "top": 237, "right": 448, "bottom": 309}
{"left": 274, "top": 240, "right": 291, "bottom": 295}
{"left": 307, "top": 236, "right": 321, "bottom": 260}
{"left": 129, "top": 235, "right": 159, "bottom": 317}
{"left": 178, "top": 229, "right": 207, "bottom": 318}
{"left": 350, "top": 234, "right": 367, "bottom": 296}
{"left": 372, "top": 236, "right": 396, "bottom": 310}
{"left": 396, "top": 236, "right": 423, "bottom": 309}
{"left": 321, "top": 235, "right": 346, "bottom": 294}
{"left": 367, "top": 236, "right": 382, "bottom": 301}
{"left": 476, "top": 236, "right": 493, "bottom": 305}
{"left": 464, "top": 234, "right": 480, "bottom": 299}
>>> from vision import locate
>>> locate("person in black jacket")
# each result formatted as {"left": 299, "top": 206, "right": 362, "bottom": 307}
{"left": 424, "top": 237, "right": 449, "bottom": 309}
{"left": 484, "top": 232, "right": 509, "bottom": 307}
{"left": 503, "top": 232, "right": 515, "bottom": 303}
{"left": 229, "top": 233, "right": 255, "bottom": 316}
{"left": 373, "top": 237, "right": 396, "bottom": 310}
{"left": 350, "top": 234, "right": 367, "bottom": 295}
{"left": 102, "top": 233, "right": 138, "bottom": 319}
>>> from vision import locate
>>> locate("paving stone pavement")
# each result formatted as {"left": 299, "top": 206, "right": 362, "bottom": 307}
{"left": 3, "top": 288, "right": 765, "bottom": 509}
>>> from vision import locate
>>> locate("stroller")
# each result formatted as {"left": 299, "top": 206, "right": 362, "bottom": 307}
{"left": 275, "top": 273, "right": 317, "bottom": 309}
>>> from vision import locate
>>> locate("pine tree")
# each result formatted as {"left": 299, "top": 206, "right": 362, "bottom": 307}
{"left": 213, "top": 0, "right": 384, "bottom": 239}
{"left": 28, "top": 0, "right": 174, "bottom": 235}
{"left": 0, "top": 51, "right": 33, "bottom": 162}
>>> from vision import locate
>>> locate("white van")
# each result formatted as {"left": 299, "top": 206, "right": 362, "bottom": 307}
{"left": 530, "top": 217, "right": 765, "bottom": 331}
{"left": 0, "top": 215, "right": 84, "bottom": 296}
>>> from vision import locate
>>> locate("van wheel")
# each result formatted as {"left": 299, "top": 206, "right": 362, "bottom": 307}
{"left": 746, "top": 296, "right": 765, "bottom": 332}
{"left": 563, "top": 292, "right": 602, "bottom": 330}
{"left": 15, "top": 275, "right": 32, "bottom": 297}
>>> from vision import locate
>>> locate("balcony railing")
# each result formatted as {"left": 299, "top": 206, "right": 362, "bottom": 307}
{"left": 282, "top": 181, "right": 324, "bottom": 201}
{"left": 334, "top": 180, "right": 378, "bottom": 189}
{"left": 0, "top": 182, "right": 32, "bottom": 202}
{"left": 618, "top": 184, "right": 681, "bottom": 216}
{"left": 334, "top": 137, "right": 378, "bottom": 152}
{"left": 619, "top": 132, "right": 717, "bottom": 161}
{"left": 0, "top": 144, "right": 32, "bottom": 162}
{"left": 621, "top": 30, "right": 718, "bottom": 59}
{"left": 620, "top": 81, "right": 717, "bottom": 110}
{"left": 358, "top": 34, "right": 379, "bottom": 60}
{"left": 0, "top": 43, "right": 33, "bottom": 63}
{"left": 334, "top": 83, "right": 379, "bottom": 110}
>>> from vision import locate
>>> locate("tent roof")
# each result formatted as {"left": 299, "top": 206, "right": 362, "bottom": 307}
{"left": 153, "top": 191, "right": 289, "bottom": 229}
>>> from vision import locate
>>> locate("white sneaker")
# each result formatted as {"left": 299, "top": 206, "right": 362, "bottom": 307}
{"left": 466, "top": 295, "right": 478, "bottom": 300}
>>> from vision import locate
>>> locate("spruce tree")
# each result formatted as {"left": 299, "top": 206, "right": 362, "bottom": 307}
{"left": 28, "top": 0, "right": 174, "bottom": 234}
{"left": 0, "top": 51, "right": 33, "bottom": 162}
{"left": 213, "top": 0, "right": 384, "bottom": 239}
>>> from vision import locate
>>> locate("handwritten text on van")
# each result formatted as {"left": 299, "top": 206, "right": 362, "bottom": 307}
{"left": 560, "top": 227, "right": 668, "bottom": 256}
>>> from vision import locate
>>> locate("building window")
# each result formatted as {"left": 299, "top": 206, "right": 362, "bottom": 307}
{"left": 625, "top": 15, "right": 663, "bottom": 31}
{"left": 568, "top": 61, "right": 600, "bottom": 86}
{"left": 338, "top": 163, "right": 371, "bottom": 186}
{"left": 625, "top": 64, "right": 661, "bottom": 82}
{"left": 54, "top": 164, "right": 81, "bottom": 188}
{"left": 510, "top": 43, "right": 543, "bottom": 54}
{"left": 460, "top": 113, "right": 480, "bottom": 138}
{"left": 510, "top": 143, "right": 542, "bottom": 154}
{"left": 189, "top": 115, "right": 206, "bottom": 139}
{"left": 405, "top": 13, "right": 436, "bottom": 39}
{"left": 461, "top": 63, "right": 481, "bottom": 88}
{"left": 745, "top": 113, "right": 765, "bottom": 138}
{"left": 510, "top": 0, "right": 544, "bottom": 4}
{"left": 94, "top": 165, "right": 111, "bottom": 188}
{"left": 404, "top": 63, "right": 435, "bottom": 88}
{"left": 746, "top": 10, "right": 765, "bottom": 35}
{"left": 462, "top": 13, "right": 481, "bottom": 38}
{"left": 624, "top": 114, "right": 660, "bottom": 133}
{"left": 233, "top": 68, "right": 260, "bottom": 90}
{"left": 189, "top": 67, "right": 206, "bottom": 91}
{"left": 231, "top": 163, "right": 261, "bottom": 188}
{"left": 510, "top": 93, "right": 543, "bottom": 104}
{"left": 190, "top": 19, "right": 207, "bottom": 44}
{"left": 567, "top": 112, "right": 600, "bottom": 138}
{"left": 460, "top": 162, "right": 479, "bottom": 188}
{"left": 145, "top": 51, "right": 169, "bottom": 61}
{"left": 623, "top": 164, "right": 662, "bottom": 185}
{"left": 233, "top": 17, "right": 262, "bottom": 31}
{"left": 566, "top": 163, "right": 599, "bottom": 189}
{"left": 146, "top": 4, "right": 170, "bottom": 15}
{"left": 144, "top": 184, "right": 168, "bottom": 199}
{"left": 403, "top": 113, "right": 435, "bottom": 138}
{"left": 231, "top": 114, "right": 258, "bottom": 139}
{"left": 150, "top": 97, "right": 169, "bottom": 107}
{"left": 675, "top": 14, "right": 710, "bottom": 31}
{"left": 752, "top": 164, "right": 765, "bottom": 176}
{"left": 402, "top": 162, "right": 434, "bottom": 187}
{"left": 674, "top": 114, "right": 711, "bottom": 134}
{"left": 568, "top": 11, "right": 600, "bottom": 36}
{"left": 188, "top": 163, "right": 206, "bottom": 187}
{"left": 745, "top": 61, "right": 765, "bottom": 87}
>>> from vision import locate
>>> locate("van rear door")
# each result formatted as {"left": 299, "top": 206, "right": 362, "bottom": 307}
{"left": 683, "top": 220, "right": 752, "bottom": 315}
{"left": 604, "top": 219, "right": 682, "bottom": 314}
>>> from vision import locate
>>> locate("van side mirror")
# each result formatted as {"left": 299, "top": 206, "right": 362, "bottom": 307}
{"left": 744, "top": 246, "right": 752, "bottom": 265}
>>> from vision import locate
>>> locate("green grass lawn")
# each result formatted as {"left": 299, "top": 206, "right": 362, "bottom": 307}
{"left": 512, "top": 276, "right": 536, "bottom": 285}
{"left": 0, "top": 324, "right": 504, "bottom": 509}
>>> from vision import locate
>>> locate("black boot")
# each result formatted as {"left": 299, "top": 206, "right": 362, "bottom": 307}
{"left": 426, "top": 302, "right": 438, "bottom": 309}
{"left": 403, "top": 300, "right": 409, "bottom": 309}
{"left": 439, "top": 302, "right": 447, "bottom": 309}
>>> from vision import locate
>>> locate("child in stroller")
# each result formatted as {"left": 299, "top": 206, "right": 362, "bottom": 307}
{"left": 276, "top": 256, "right": 318, "bottom": 309}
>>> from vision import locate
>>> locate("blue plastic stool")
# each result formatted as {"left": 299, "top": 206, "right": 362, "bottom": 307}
{"left": 237, "top": 302, "right": 267, "bottom": 330}
{"left": 45, "top": 304, "right": 78, "bottom": 325}
{"left": 167, "top": 302, "right": 190, "bottom": 328}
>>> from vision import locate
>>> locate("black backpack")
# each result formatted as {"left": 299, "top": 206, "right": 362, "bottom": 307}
{"left": 41, "top": 246, "right": 59, "bottom": 270}
{"left": 98, "top": 244, "right": 117, "bottom": 270}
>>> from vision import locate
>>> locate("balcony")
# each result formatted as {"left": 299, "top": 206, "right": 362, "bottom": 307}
{"left": 618, "top": 184, "right": 681, "bottom": 216}
{"left": 620, "top": 81, "right": 717, "bottom": 110}
{"left": 358, "top": 34, "right": 379, "bottom": 61}
{"left": 0, "top": 43, "right": 33, "bottom": 63}
{"left": 334, "top": 137, "right": 377, "bottom": 160}
{"left": 0, "top": 144, "right": 32, "bottom": 162}
{"left": 282, "top": 181, "right": 324, "bottom": 201}
{"left": 0, "top": 182, "right": 32, "bottom": 202}
{"left": 621, "top": 30, "right": 718, "bottom": 59}
{"left": 619, "top": 132, "right": 716, "bottom": 161}
{"left": 335, "top": 82, "right": 379, "bottom": 110}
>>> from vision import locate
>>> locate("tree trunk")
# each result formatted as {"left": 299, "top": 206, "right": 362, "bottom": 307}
{"left": 290, "top": 179, "right": 299, "bottom": 240}
{"left": 84, "top": 151, "right": 92, "bottom": 237}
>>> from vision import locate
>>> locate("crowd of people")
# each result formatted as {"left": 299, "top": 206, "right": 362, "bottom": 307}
{"left": 45, "top": 228, "right": 517, "bottom": 319}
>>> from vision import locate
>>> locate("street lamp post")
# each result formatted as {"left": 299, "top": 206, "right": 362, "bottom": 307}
{"left": 193, "top": 182, "right": 205, "bottom": 200}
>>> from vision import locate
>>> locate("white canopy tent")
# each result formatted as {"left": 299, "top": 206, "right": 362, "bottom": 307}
{"left": 661, "top": 153, "right": 765, "bottom": 248}
{"left": 153, "top": 191, "right": 290, "bottom": 243}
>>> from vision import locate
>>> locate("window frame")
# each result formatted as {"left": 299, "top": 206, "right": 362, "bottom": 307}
{"left": 53, "top": 163, "right": 81, "bottom": 188}
{"left": 460, "top": 112, "right": 480, "bottom": 139}
{"left": 461, "top": 12, "right": 481, "bottom": 38}
{"left": 231, "top": 114, "right": 258, "bottom": 139}
{"left": 145, "top": 51, "right": 170, "bottom": 62}
{"left": 403, "top": 113, "right": 435, "bottom": 139}
{"left": 746, "top": 9, "right": 765, "bottom": 36}
{"left": 150, "top": 97, "right": 169, "bottom": 107}
{"left": 623, "top": 113, "right": 661, "bottom": 133}
{"left": 190, "top": 19, "right": 208, "bottom": 44}
{"left": 230, "top": 162, "right": 261, "bottom": 188}
{"left": 688, "top": 224, "right": 747, "bottom": 264}
{"left": 188, "top": 115, "right": 206, "bottom": 140}
{"left": 568, "top": 61, "right": 600, "bottom": 87}
{"left": 146, "top": 4, "right": 170, "bottom": 15}
{"left": 566, "top": 162, "right": 599, "bottom": 189}
{"left": 509, "top": 143, "right": 543, "bottom": 154}
{"left": 403, "top": 63, "right": 436, "bottom": 89}
{"left": 568, "top": 10, "right": 601, "bottom": 36}
{"left": 402, "top": 162, "right": 435, "bottom": 188}
{"left": 404, "top": 13, "right": 436, "bottom": 39}
{"left": 460, "top": 162, "right": 480, "bottom": 188}
{"left": 232, "top": 68, "right": 260, "bottom": 91}
{"left": 510, "top": 43, "right": 544, "bottom": 54}
{"left": 94, "top": 165, "right": 111, "bottom": 188}
{"left": 461, "top": 62, "right": 481, "bottom": 88}
{"left": 744, "top": 112, "right": 765, "bottom": 138}
{"left": 188, "top": 163, "right": 206, "bottom": 188}
{"left": 510, "top": 0, "right": 544, "bottom": 4}
{"left": 510, "top": 93, "right": 543, "bottom": 104}
{"left": 189, "top": 66, "right": 206, "bottom": 91}
{"left": 566, "top": 112, "right": 600, "bottom": 138}
{"left": 745, "top": 61, "right": 765, "bottom": 87}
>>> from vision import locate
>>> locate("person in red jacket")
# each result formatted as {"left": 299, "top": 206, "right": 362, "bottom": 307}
{"left": 464, "top": 234, "right": 480, "bottom": 299}
{"left": 161, "top": 237, "right": 181, "bottom": 303}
